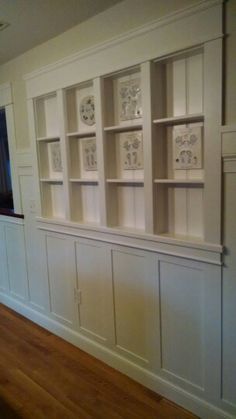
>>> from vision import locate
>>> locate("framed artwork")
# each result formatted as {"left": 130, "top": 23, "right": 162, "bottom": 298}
{"left": 79, "top": 95, "right": 95, "bottom": 126}
{"left": 118, "top": 78, "right": 142, "bottom": 121}
{"left": 81, "top": 138, "right": 97, "bottom": 171}
{"left": 49, "top": 142, "right": 62, "bottom": 174}
{"left": 120, "top": 131, "right": 143, "bottom": 170}
{"left": 173, "top": 127, "right": 202, "bottom": 169}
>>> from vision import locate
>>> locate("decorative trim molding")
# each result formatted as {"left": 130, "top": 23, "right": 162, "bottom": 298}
{"left": 0, "top": 215, "right": 24, "bottom": 225}
{"left": 24, "top": 0, "right": 223, "bottom": 83}
{"left": 223, "top": 157, "right": 236, "bottom": 174}
{"left": 36, "top": 220, "right": 223, "bottom": 266}
{"left": 221, "top": 125, "right": 236, "bottom": 133}
{"left": 0, "top": 82, "right": 12, "bottom": 107}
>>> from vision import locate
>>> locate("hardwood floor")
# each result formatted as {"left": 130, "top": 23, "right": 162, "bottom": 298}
{"left": 0, "top": 304, "right": 198, "bottom": 419}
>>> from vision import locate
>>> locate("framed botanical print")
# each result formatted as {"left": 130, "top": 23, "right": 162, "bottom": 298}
{"left": 173, "top": 127, "right": 202, "bottom": 169}
{"left": 48, "top": 142, "right": 62, "bottom": 174}
{"left": 81, "top": 138, "right": 97, "bottom": 171}
{"left": 119, "top": 131, "right": 143, "bottom": 170}
{"left": 118, "top": 78, "right": 142, "bottom": 121}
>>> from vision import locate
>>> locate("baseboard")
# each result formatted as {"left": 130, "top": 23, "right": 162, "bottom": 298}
{"left": 0, "top": 292, "right": 233, "bottom": 419}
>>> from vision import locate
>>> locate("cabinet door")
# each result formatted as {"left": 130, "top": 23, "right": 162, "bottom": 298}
{"left": 111, "top": 246, "right": 159, "bottom": 370}
{"left": 75, "top": 239, "right": 114, "bottom": 345}
{"left": 222, "top": 171, "right": 236, "bottom": 407}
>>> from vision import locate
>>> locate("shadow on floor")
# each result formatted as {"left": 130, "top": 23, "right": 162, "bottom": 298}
{"left": 0, "top": 397, "right": 22, "bottom": 418}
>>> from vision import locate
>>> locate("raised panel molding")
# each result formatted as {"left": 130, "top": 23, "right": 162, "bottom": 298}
{"left": 0, "top": 224, "right": 9, "bottom": 292}
{"left": 158, "top": 255, "right": 221, "bottom": 402}
{"left": 75, "top": 239, "right": 114, "bottom": 345}
{"left": 5, "top": 224, "right": 28, "bottom": 301}
{"left": 222, "top": 170, "right": 236, "bottom": 409}
{"left": 159, "top": 258, "right": 205, "bottom": 391}
{"left": 19, "top": 174, "right": 49, "bottom": 311}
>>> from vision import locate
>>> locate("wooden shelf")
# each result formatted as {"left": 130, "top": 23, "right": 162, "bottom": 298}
{"left": 69, "top": 178, "right": 98, "bottom": 184}
{"left": 153, "top": 113, "right": 204, "bottom": 126}
{"left": 40, "top": 178, "right": 63, "bottom": 184}
{"left": 154, "top": 179, "right": 204, "bottom": 185}
{"left": 104, "top": 123, "right": 142, "bottom": 134}
{"left": 106, "top": 178, "right": 144, "bottom": 185}
{"left": 37, "top": 136, "right": 60, "bottom": 142}
{"left": 67, "top": 131, "right": 96, "bottom": 138}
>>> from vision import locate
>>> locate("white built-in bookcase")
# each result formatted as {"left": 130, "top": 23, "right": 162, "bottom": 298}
{"left": 29, "top": 1, "right": 222, "bottom": 248}
{"left": 32, "top": 47, "right": 218, "bottom": 243}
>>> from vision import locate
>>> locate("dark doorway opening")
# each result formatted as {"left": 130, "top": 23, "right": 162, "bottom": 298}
{"left": 0, "top": 109, "right": 14, "bottom": 210}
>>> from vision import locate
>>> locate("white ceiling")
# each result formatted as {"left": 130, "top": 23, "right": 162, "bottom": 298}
{"left": 0, "top": 0, "right": 122, "bottom": 65}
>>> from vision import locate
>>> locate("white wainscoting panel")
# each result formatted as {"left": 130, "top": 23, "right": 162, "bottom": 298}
{"left": 0, "top": 223, "right": 9, "bottom": 292}
{"left": 222, "top": 170, "right": 236, "bottom": 408}
{"left": 46, "top": 234, "right": 77, "bottom": 327}
{"left": 5, "top": 224, "right": 28, "bottom": 300}
{"left": 19, "top": 173, "right": 50, "bottom": 311}
{"left": 158, "top": 255, "right": 221, "bottom": 401}
{"left": 111, "top": 246, "right": 159, "bottom": 369}
{"left": 159, "top": 258, "right": 204, "bottom": 390}
{"left": 75, "top": 239, "right": 114, "bottom": 345}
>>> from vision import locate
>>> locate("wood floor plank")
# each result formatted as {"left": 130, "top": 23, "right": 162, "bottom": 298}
{"left": 0, "top": 304, "right": 198, "bottom": 419}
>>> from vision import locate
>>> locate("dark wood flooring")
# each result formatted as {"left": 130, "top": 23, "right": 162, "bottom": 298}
{"left": 0, "top": 303, "right": 198, "bottom": 419}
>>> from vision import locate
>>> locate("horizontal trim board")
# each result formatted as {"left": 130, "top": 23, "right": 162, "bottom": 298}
{"left": 36, "top": 222, "right": 222, "bottom": 265}
{"left": 25, "top": 1, "right": 223, "bottom": 98}
{"left": 223, "top": 158, "right": 236, "bottom": 173}
{"left": 221, "top": 125, "right": 236, "bottom": 133}
{"left": 0, "top": 292, "right": 233, "bottom": 419}
{"left": 0, "top": 216, "right": 24, "bottom": 225}
{"left": 36, "top": 217, "right": 222, "bottom": 253}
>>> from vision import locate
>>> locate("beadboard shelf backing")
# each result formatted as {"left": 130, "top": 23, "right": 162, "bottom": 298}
{"left": 35, "top": 94, "right": 60, "bottom": 139}
{"left": 65, "top": 81, "right": 95, "bottom": 135}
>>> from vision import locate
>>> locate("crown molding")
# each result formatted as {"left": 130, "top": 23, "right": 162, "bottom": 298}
{"left": 24, "top": 0, "right": 223, "bottom": 82}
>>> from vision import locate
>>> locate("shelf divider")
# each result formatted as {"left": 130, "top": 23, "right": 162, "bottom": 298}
{"left": 106, "top": 179, "right": 144, "bottom": 185}
{"left": 153, "top": 113, "right": 204, "bottom": 126}
{"left": 141, "top": 61, "right": 154, "bottom": 234}
{"left": 104, "top": 123, "right": 142, "bottom": 134}
{"left": 154, "top": 179, "right": 204, "bottom": 185}
{"left": 67, "top": 130, "right": 96, "bottom": 138}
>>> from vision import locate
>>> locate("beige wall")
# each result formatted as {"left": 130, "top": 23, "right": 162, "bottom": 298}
{"left": 0, "top": 0, "right": 235, "bottom": 149}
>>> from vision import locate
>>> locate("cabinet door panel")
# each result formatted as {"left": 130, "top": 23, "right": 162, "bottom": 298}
{"left": 5, "top": 225, "right": 28, "bottom": 300}
{"left": 112, "top": 247, "right": 159, "bottom": 369}
{"left": 0, "top": 224, "right": 9, "bottom": 291}
{"left": 75, "top": 240, "right": 114, "bottom": 345}
{"left": 159, "top": 259, "right": 204, "bottom": 389}
{"left": 46, "top": 234, "right": 76, "bottom": 327}
{"left": 158, "top": 255, "right": 221, "bottom": 399}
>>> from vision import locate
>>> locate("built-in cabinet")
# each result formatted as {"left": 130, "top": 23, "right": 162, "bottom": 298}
{"left": 1, "top": 2, "right": 234, "bottom": 419}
